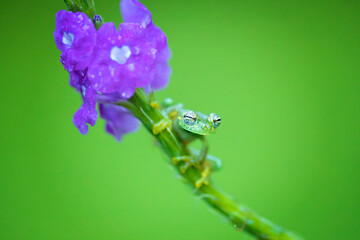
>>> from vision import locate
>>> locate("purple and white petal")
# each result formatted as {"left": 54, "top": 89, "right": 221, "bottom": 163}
{"left": 120, "top": 0, "right": 172, "bottom": 90}
{"left": 87, "top": 22, "right": 156, "bottom": 98}
{"left": 120, "top": 0, "right": 152, "bottom": 28}
{"left": 71, "top": 71, "right": 98, "bottom": 135}
{"left": 99, "top": 103, "right": 139, "bottom": 141}
{"left": 54, "top": 10, "right": 97, "bottom": 71}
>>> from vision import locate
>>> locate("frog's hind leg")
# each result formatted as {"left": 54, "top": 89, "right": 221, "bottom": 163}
{"left": 196, "top": 139, "right": 210, "bottom": 188}
{"left": 198, "top": 138, "right": 209, "bottom": 164}
{"left": 172, "top": 156, "right": 198, "bottom": 173}
{"left": 195, "top": 162, "right": 211, "bottom": 188}
{"left": 189, "top": 148, "right": 223, "bottom": 172}
{"left": 173, "top": 145, "right": 222, "bottom": 187}
{"left": 193, "top": 139, "right": 223, "bottom": 188}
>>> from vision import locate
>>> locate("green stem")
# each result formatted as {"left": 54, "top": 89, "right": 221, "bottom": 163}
{"left": 63, "top": 1, "right": 304, "bottom": 239}
{"left": 64, "top": 0, "right": 96, "bottom": 19}
{"left": 126, "top": 89, "right": 303, "bottom": 240}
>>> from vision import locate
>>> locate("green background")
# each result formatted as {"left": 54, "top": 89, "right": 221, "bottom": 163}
{"left": 1, "top": 0, "right": 359, "bottom": 239}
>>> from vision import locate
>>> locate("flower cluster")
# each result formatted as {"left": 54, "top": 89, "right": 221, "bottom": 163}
{"left": 54, "top": 0, "right": 171, "bottom": 140}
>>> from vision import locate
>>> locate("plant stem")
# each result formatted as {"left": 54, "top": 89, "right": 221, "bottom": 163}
{"left": 63, "top": 1, "right": 304, "bottom": 238}
{"left": 126, "top": 89, "right": 303, "bottom": 240}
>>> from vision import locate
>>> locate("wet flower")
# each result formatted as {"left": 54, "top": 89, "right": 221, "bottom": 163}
{"left": 54, "top": 10, "right": 97, "bottom": 71}
{"left": 120, "top": 0, "right": 171, "bottom": 90}
{"left": 87, "top": 0, "right": 171, "bottom": 99}
{"left": 87, "top": 22, "right": 155, "bottom": 98}
{"left": 54, "top": 0, "right": 171, "bottom": 140}
{"left": 99, "top": 103, "right": 139, "bottom": 141}
{"left": 70, "top": 70, "right": 98, "bottom": 135}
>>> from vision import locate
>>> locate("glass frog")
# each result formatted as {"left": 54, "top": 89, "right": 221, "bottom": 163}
{"left": 153, "top": 98, "right": 222, "bottom": 188}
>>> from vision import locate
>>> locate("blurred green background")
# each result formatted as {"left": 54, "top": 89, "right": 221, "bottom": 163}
{"left": 1, "top": 0, "right": 359, "bottom": 239}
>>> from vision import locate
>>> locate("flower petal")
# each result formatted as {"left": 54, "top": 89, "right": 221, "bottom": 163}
{"left": 99, "top": 103, "right": 139, "bottom": 141}
{"left": 88, "top": 22, "right": 156, "bottom": 97}
{"left": 71, "top": 71, "right": 98, "bottom": 135}
{"left": 120, "top": 0, "right": 152, "bottom": 28}
{"left": 54, "top": 10, "right": 97, "bottom": 71}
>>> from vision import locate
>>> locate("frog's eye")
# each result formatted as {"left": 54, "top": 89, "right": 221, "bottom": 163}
{"left": 183, "top": 111, "right": 197, "bottom": 125}
{"left": 210, "top": 113, "right": 221, "bottom": 128}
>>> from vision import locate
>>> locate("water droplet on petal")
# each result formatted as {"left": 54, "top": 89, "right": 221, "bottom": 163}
{"left": 81, "top": 85, "right": 86, "bottom": 97}
{"left": 134, "top": 47, "right": 140, "bottom": 55}
{"left": 110, "top": 45, "right": 132, "bottom": 65}
{"left": 109, "top": 66, "right": 115, "bottom": 77}
{"left": 150, "top": 48, "right": 157, "bottom": 58}
{"left": 141, "top": 14, "right": 150, "bottom": 28}
{"left": 78, "top": 14, "right": 84, "bottom": 21}
{"left": 82, "top": 24, "right": 90, "bottom": 31}
{"left": 62, "top": 32, "right": 74, "bottom": 47}
{"left": 127, "top": 63, "right": 135, "bottom": 71}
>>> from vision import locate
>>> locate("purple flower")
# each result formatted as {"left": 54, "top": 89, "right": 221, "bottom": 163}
{"left": 99, "top": 103, "right": 139, "bottom": 141}
{"left": 87, "top": 0, "right": 172, "bottom": 99}
{"left": 54, "top": 10, "right": 97, "bottom": 71}
{"left": 54, "top": 0, "right": 171, "bottom": 139}
{"left": 71, "top": 70, "right": 98, "bottom": 135}
{"left": 87, "top": 22, "right": 155, "bottom": 98}
{"left": 120, "top": 0, "right": 172, "bottom": 90}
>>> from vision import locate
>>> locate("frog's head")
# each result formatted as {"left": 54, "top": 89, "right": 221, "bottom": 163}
{"left": 178, "top": 110, "right": 221, "bottom": 135}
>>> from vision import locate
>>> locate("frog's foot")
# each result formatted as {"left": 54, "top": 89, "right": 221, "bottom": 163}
{"left": 195, "top": 164, "right": 211, "bottom": 188}
{"left": 168, "top": 110, "right": 178, "bottom": 119}
{"left": 152, "top": 119, "right": 172, "bottom": 135}
{"left": 149, "top": 92, "right": 160, "bottom": 109}
{"left": 189, "top": 148, "right": 222, "bottom": 172}
{"left": 172, "top": 156, "right": 197, "bottom": 173}
{"left": 150, "top": 101, "right": 160, "bottom": 109}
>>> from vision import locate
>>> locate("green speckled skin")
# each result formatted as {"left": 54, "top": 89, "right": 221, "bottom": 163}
{"left": 177, "top": 110, "right": 217, "bottom": 136}
{"left": 161, "top": 100, "right": 222, "bottom": 173}
{"left": 161, "top": 101, "right": 218, "bottom": 143}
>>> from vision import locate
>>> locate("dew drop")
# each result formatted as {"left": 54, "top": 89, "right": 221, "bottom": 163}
{"left": 110, "top": 45, "right": 132, "bottom": 65}
{"left": 81, "top": 85, "right": 86, "bottom": 97}
{"left": 62, "top": 32, "right": 74, "bottom": 47}
{"left": 78, "top": 14, "right": 84, "bottom": 21}
{"left": 127, "top": 63, "right": 135, "bottom": 71}
{"left": 82, "top": 24, "right": 90, "bottom": 31}
{"left": 109, "top": 66, "right": 115, "bottom": 77}
{"left": 150, "top": 48, "right": 157, "bottom": 58}
{"left": 141, "top": 14, "right": 150, "bottom": 28}
{"left": 134, "top": 47, "right": 140, "bottom": 55}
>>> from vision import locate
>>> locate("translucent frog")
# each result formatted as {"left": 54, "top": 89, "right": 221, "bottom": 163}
{"left": 152, "top": 98, "right": 222, "bottom": 188}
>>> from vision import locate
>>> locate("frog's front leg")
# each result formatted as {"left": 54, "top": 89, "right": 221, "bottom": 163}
{"left": 152, "top": 100, "right": 183, "bottom": 135}
{"left": 152, "top": 118, "right": 172, "bottom": 135}
{"left": 149, "top": 92, "right": 171, "bottom": 135}
{"left": 149, "top": 91, "right": 160, "bottom": 109}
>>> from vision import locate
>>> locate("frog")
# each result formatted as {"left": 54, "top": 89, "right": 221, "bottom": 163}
{"left": 152, "top": 97, "right": 222, "bottom": 188}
